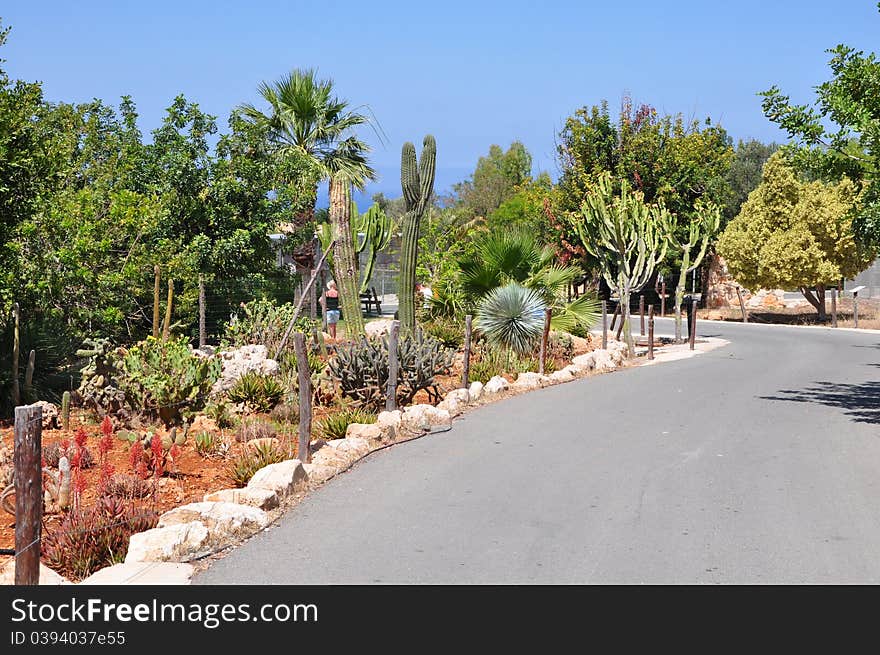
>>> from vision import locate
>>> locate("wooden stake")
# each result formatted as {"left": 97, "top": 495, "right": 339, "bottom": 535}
{"left": 601, "top": 301, "right": 608, "bottom": 350}
{"left": 831, "top": 286, "right": 837, "bottom": 328}
{"left": 648, "top": 306, "right": 655, "bottom": 361}
{"left": 639, "top": 295, "right": 645, "bottom": 336}
{"left": 539, "top": 308, "right": 552, "bottom": 375}
{"left": 462, "top": 315, "right": 473, "bottom": 389}
{"left": 736, "top": 285, "right": 748, "bottom": 324}
{"left": 689, "top": 299, "right": 697, "bottom": 350}
{"left": 14, "top": 403, "right": 42, "bottom": 585}
{"left": 293, "top": 332, "right": 311, "bottom": 464}
{"left": 661, "top": 281, "right": 666, "bottom": 317}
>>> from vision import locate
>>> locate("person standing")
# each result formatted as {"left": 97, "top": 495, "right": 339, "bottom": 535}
{"left": 325, "top": 280, "right": 340, "bottom": 339}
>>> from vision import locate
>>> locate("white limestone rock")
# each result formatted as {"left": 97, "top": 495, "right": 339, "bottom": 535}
{"left": 247, "top": 459, "right": 308, "bottom": 498}
{"left": 203, "top": 487, "right": 279, "bottom": 511}
{"left": 80, "top": 562, "right": 194, "bottom": 585}
{"left": 125, "top": 522, "right": 210, "bottom": 563}
{"left": 468, "top": 381, "right": 484, "bottom": 401}
{"left": 483, "top": 376, "right": 509, "bottom": 395}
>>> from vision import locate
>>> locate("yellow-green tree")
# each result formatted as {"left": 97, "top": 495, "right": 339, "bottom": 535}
{"left": 717, "top": 153, "right": 873, "bottom": 320}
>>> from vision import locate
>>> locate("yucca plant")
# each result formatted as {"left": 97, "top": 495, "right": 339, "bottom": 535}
{"left": 458, "top": 230, "right": 600, "bottom": 333}
{"left": 475, "top": 283, "right": 546, "bottom": 357}
{"left": 227, "top": 441, "right": 286, "bottom": 487}
{"left": 317, "top": 408, "right": 377, "bottom": 441}
{"left": 227, "top": 371, "right": 284, "bottom": 413}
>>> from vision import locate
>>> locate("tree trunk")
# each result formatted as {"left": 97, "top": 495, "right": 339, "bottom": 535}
{"left": 329, "top": 177, "right": 364, "bottom": 338}
{"left": 674, "top": 250, "right": 691, "bottom": 344}
{"left": 620, "top": 283, "right": 634, "bottom": 358}
{"left": 800, "top": 285, "right": 828, "bottom": 321}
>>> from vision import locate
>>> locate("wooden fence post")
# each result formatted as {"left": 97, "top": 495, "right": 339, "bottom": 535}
{"left": 660, "top": 281, "right": 666, "bottom": 317}
{"left": 648, "top": 306, "right": 655, "bottom": 361}
{"left": 539, "top": 308, "right": 552, "bottom": 375}
{"left": 736, "top": 286, "right": 748, "bottom": 324}
{"left": 601, "top": 301, "right": 608, "bottom": 350}
{"left": 462, "top": 315, "right": 473, "bottom": 389}
{"left": 14, "top": 403, "right": 42, "bottom": 585}
{"left": 831, "top": 286, "right": 838, "bottom": 328}
{"left": 639, "top": 295, "right": 645, "bottom": 336}
{"left": 386, "top": 320, "right": 400, "bottom": 411}
{"left": 198, "top": 276, "right": 207, "bottom": 348}
{"left": 689, "top": 299, "right": 697, "bottom": 351}
{"left": 293, "top": 333, "right": 311, "bottom": 464}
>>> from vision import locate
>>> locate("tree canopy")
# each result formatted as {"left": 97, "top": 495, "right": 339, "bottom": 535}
{"left": 717, "top": 153, "right": 873, "bottom": 317}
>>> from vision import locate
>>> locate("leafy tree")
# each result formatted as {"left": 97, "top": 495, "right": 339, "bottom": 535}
{"left": 716, "top": 153, "right": 872, "bottom": 319}
{"left": 760, "top": 4, "right": 880, "bottom": 247}
{"left": 556, "top": 96, "right": 732, "bottom": 284}
{"left": 451, "top": 141, "right": 532, "bottom": 219}
{"left": 570, "top": 173, "right": 670, "bottom": 355}
{"left": 723, "top": 139, "right": 778, "bottom": 223}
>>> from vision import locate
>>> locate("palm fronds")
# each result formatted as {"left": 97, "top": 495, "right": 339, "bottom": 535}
{"left": 475, "top": 283, "right": 546, "bottom": 356}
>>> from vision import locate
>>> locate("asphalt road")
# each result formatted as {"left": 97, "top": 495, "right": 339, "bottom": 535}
{"left": 196, "top": 319, "right": 880, "bottom": 584}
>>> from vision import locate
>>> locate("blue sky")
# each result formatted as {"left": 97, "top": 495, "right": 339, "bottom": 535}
{"left": 3, "top": 1, "right": 878, "bottom": 202}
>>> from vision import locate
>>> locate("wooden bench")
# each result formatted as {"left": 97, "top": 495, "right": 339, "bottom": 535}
{"left": 360, "top": 288, "right": 382, "bottom": 315}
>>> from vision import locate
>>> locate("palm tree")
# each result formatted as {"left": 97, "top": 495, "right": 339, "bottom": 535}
{"left": 239, "top": 69, "right": 376, "bottom": 336}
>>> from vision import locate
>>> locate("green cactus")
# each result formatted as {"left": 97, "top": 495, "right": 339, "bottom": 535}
{"left": 77, "top": 338, "right": 126, "bottom": 418}
{"left": 117, "top": 429, "right": 138, "bottom": 443}
{"left": 399, "top": 135, "right": 436, "bottom": 333}
{"left": 356, "top": 203, "right": 392, "bottom": 293}
{"left": 162, "top": 278, "right": 174, "bottom": 342}
{"left": 61, "top": 391, "right": 71, "bottom": 431}
{"left": 328, "top": 328, "right": 453, "bottom": 410}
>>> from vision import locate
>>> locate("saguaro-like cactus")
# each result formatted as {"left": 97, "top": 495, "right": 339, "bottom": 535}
{"left": 329, "top": 175, "right": 365, "bottom": 337}
{"left": 572, "top": 173, "right": 670, "bottom": 357}
{"left": 356, "top": 203, "right": 392, "bottom": 293}
{"left": 399, "top": 135, "right": 436, "bottom": 333}
{"left": 152, "top": 265, "right": 161, "bottom": 339}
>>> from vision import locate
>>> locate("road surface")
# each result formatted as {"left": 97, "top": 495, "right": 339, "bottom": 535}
{"left": 196, "top": 319, "right": 880, "bottom": 583}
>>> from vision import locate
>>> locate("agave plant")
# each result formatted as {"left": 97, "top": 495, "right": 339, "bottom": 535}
{"left": 475, "top": 283, "right": 547, "bottom": 356}
{"left": 458, "top": 230, "right": 600, "bottom": 332}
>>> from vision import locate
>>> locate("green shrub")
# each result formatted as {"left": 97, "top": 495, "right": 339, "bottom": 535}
{"left": 227, "top": 371, "right": 284, "bottom": 413}
{"left": 204, "top": 400, "right": 233, "bottom": 429}
{"left": 317, "top": 408, "right": 377, "bottom": 441}
{"left": 120, "top": 336, "right": 221, "bottom": 426}
{"left": 421, "top": 317, "right": 465, "bottom": 349}
{"left": 222, "top": 299, "right": 297, "bottom": 354}
{"left": 227, "top": 441, "right": 286, "bottom": 487}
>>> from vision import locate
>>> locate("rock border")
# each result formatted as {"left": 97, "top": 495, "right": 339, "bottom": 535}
{"left": 32, "top": 336, "right": 723, "bottom": 586}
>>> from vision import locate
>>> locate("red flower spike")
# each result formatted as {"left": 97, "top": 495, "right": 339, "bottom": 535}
{"left": 74, "top": 427, "right": 88, "bottom": 450}
{"left": 129, "top": 441, "right": 143, "bottom": 470}
{"left": 100, "top": 416, "right": 113, "bottom": 439}
{"left": 60, "top": 439, "right": 70, "bottom": 452}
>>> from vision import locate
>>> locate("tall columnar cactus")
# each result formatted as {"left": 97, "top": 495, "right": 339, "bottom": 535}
{"left": 152, "top": 265, "right": 161, "bottom": 339}
{"left": 399, "top": 135, "right": 437, "bottom": 333}
{"left": 572, "top": 173, "right": 670, "bottom": 357}
{"left": 329, "top": 175, "right": 365, "bottom": 337}
{"left": 12, "top": 302, "right": 20, "bottom": 407}
{"left": 61, "top": 391, "right": 71, "bottom": 431}
{"left": 356, "top": 203, "right": 392, "bottom": 293}
{"left": 670, "top": 201, "right": 721, "bottom": 343}
{"left": 23, "top": 349, "right": 35, "bottom": 402}
{"left": 162, "top": 278, "right": 174, "bottom": 342}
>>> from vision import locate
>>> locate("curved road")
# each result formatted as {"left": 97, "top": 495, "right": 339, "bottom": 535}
{"left": 197, "top": 319, "right": 880, "bottom": 584}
